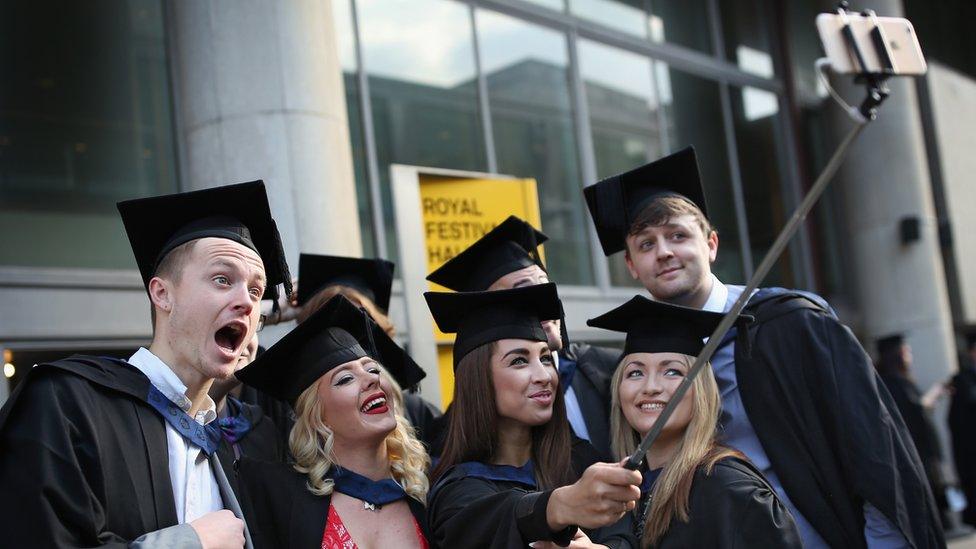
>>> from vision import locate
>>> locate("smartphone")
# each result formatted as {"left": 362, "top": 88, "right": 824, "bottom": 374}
{"left": 816, "top": 12, "right": 927, "bottom": 76}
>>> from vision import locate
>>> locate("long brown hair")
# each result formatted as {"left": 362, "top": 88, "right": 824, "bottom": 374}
{"left": 609, "top": 355, "right": 741, "bottom": 546}
{"left": 432, "top": 341, "right": 574, "bottom": 490}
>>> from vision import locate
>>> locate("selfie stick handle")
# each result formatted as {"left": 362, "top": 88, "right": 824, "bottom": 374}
{"left": 624, "top": 118, "right": 870, "bottom": 471}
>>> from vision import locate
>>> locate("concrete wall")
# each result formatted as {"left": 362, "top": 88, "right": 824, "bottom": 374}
{"left": 927, "top": 62, "right": 976, "bottom": 326}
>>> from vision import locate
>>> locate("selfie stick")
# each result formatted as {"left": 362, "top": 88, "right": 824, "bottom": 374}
{"left": 624, "top": 2, "right": 897, "bottom": 471}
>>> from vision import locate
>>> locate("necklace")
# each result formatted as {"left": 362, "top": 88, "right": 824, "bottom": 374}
{"left": 363, "top": 500, "right": 381, "bottom": 512}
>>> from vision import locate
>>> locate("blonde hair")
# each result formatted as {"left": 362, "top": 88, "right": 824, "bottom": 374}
{"left": 289, "top": 365, "right": 430, "bottom": 503}
{"left": 609, "top": 354, "right": 739, "bottom": 546}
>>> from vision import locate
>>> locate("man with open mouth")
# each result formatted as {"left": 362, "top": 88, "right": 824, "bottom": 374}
{"left": 0, "top": 181, "right": 291, "bottom": 549}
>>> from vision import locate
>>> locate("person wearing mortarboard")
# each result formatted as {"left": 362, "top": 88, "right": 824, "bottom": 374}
{"left": 234, "top": 294, "right": 430, "bottom": 549}
{"left": 584, "top": 146, "right": 944, "bottom": 548}
{"left": 291, "top": 254, "right": 443, "bottom": 446}
{"left": 426, "top": 215, "right": 622, "bottom": 461}
{"left": 0, "top": 181, "right": 292, "bottom": 548}
{"left": 425, "top": 283, "right": 641, "bottom": 548}
{"left": 874, "top": 334, "right": 950, "bottom": 529}
{"left": 588, "top": 296, "right": 800, "bottom": 547}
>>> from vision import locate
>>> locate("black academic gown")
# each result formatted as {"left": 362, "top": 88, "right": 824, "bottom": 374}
{"left": 645, "top": 456, "right": 800, "bottom": 548}
{"left": 559, "top": 342, "right": 621, "bottom": 460}
{"left": 427, "top": 438, "right": 637, "bottom": 549}
{"left": 403, "top": 392, "right": 443, "bottom": 447}
{"left": 0, "top": 355, "right": 250, "bottom": 547}
{"left": 237, "top": 457, "right": 429, "bottom": 549}
{"left": 880, "top": 372, "right": 949, "bottom": 523}
{"left": 238, "top": 383, "right": 295, "bottom": 460}
{"left": 735, "top": 291, "right": 945, "bottom": 548}
{"left": 216, "top": 397, "right": 285, "bottom": 498}
{"left": 950, "top": 359, "right": 976, "bottom": 526}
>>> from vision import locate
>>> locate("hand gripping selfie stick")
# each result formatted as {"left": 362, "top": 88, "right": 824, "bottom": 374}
{"left": 625, "top": 1, "right": 911, "bottom": 471}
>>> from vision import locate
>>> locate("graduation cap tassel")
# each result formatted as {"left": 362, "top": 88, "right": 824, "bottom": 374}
{"left": 624, "top": 117, "right": 871, "bottom": 471}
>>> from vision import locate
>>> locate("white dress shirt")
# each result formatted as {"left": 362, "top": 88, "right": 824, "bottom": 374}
{"left": 128, "top": 348, "right": 223, "bottom": 523}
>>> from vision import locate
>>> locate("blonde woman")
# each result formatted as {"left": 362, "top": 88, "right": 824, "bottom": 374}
{"left": 589, "top": 296, "right": 800, "bottom": 548}
{"left": 236, "top": 295, "right": 430, "bottom": 548}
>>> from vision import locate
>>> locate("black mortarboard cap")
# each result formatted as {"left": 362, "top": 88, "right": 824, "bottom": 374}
{"left": 236, "top": 294, "right": 425, "bottom": 405}
{"left": 426, "top": 216, "right": 548, "bottom": 292}
{"left": 587, "top": 295, "right": 724, "bottom": 357}
{"left": 298, "top": 254, "right": 395, "bottom": 311}
{"left": 425, "top": 283, "right": 562, "bottom": 368}
{"left": 117, "top": 181, "right": 293, "bottom": 304}
{"left": 876, "top": 333, "right": 905, "bottom": 356}
{"left": 584, "top": 146, "right": 707, "bottom": 256}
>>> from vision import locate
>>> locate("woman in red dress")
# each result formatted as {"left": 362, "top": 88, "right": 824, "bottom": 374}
{"left": 236, "top": 294, "right": 430, "bottom": 548}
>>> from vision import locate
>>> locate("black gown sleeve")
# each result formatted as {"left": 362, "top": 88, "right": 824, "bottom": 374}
{"left": 0, "top": 373, "right": 143, "bottom": 548}
{"left": 820, "top": 317, "right": 943, "bottom": 547}
{"left": 725, "top": 472, "right": 802, "bottom": 548}
{"left": 427, "top": 475, "right": 576, "bottom": 549}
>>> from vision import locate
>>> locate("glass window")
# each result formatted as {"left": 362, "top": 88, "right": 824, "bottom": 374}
{"left": 647, "top": 0, "right": 713, "bottom": 53}
{"left": 0, "top": 0, "right": 177, "bottom": 269}
{"left": 475, "top": 9, "right": 593, "bottom": 285}
{"left": 569, "top": 0, "right": 650, "bottom": 39}
{"left": 579, "top": 40, "right": 744, "bottom": 286}
{"left": 719, "top": 0, "right": 774, "bottom": 72}
{"left": 578, "top": 40, "right": 661, "bottom": 286}
{"left": 357, "top": 0, "right": 486, "bottom": 263}
{"left": 333, "top": 0, "right": 376, "bottom": 257}
{"left": 569, "top": 0, "right": 713, "bottom": 53}
{"left": 524, "top": 0, "right": 566, "bottom": 12}
{"left": 728, "top": 85, "right": 793, "bottom": 287}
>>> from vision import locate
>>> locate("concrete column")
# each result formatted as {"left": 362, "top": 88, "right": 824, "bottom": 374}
{"left": 827, "top": 2, "right": 957, "bottom": 386}
{"left": 168, "top": 0, "right": 362, "bottom": 268}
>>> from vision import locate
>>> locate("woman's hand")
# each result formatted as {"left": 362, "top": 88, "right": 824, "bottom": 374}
{"left": 547, "top": 460, "right": 641, "bottom": 530}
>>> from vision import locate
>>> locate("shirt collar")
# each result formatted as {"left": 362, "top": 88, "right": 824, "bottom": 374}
{"left": 700, "top": 274, "right": 728, "bottom": 314}
{"left": 127, "top": 347, "right": 218, "bottom": 425}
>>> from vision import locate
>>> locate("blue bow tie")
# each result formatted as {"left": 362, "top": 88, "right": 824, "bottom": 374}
{"left": 217, "top": 397, "right": 253, "bottom": 445}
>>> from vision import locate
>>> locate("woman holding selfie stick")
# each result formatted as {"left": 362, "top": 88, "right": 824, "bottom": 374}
{"left": 426, "top": 283, "right": 640, "bottom": 549}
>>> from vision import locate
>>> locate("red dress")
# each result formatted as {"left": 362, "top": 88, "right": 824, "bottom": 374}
{"left": 321, "top": 504, "right": 429, "bottom": 549}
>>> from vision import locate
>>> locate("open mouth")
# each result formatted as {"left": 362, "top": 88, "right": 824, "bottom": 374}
{"left": 215, "top": 321, "right": 247, "bottom": 354}
{"left": 360, "top": 392, "right": 389, "bottom": 415}
{"left": 638, "top": 401, "right": 667, "bottom": 411}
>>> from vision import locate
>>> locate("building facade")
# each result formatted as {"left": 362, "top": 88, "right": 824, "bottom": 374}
{"left": 1, "top": 0, "right": 973, "bottom": 421}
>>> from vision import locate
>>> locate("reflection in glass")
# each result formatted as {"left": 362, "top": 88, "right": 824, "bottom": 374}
{"left": 719, "top": 0, "right": 773, "bottom": 69}
{"left": 333, "top": 0, "right": 375, "bottom": 257}
{"left": 578, "top": 39, "right": 662, "bottom": 286}
{"left": 728, "top": 85, "right": 793, "bottom": 287}
{"left": 476, "top": 9, "right": 593, "bottom": 285}
{"left": 646, "top": 0, "right": 713, "bottom": 53}
{"left": 569, "top": 0, "right": 649, "bottom": 38}
{"left": 357, "top": 0, "right": 486, "bottom": 263}
{"left": 0, "top": 0, "right": 177, "bottom": 269}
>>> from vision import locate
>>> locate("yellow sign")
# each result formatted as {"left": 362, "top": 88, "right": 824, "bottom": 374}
{"left": 419, "top": 174, "right": 543, "bottom": 404}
